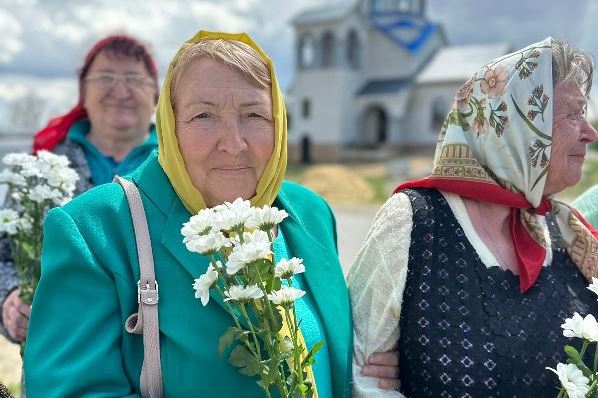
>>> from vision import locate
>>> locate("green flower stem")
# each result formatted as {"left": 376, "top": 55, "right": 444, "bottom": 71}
{"left": 581, "top": 340, "right": 590, "bottom": 359}
{"left": 239, "top": 303, "right": 263, "bottom": 360}
{"left": 212, "top": 284, "right": 246, "bottom": 336}
{"left": 586, "top": 377, "right": 598, "bottom": 396}
{"left": 251, "top": 299, "right": 289, "bottom": 398}
{"left": 594, "top": 343, "right": 598, "bottom": 373}
{"left": 556, "top": 388, "right": 565, "bottom": 398}
{"left": 284, "top": 306, "right": 306, "bottom": 398}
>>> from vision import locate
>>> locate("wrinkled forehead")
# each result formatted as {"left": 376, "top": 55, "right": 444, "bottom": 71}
{"left": 173, "top": 58, "right": 272, "bottom": 110}
{"left": 553, "top": 82, "right": 587, "bottom": 113}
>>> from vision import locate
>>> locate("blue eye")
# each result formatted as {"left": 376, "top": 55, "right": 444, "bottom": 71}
{"left": 248, "top": 112, "right": 264, "bottom": 119}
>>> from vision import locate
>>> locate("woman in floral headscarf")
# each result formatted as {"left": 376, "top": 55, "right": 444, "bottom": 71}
{"left": 350, "top": 38, "right": 598, "bottom": 397}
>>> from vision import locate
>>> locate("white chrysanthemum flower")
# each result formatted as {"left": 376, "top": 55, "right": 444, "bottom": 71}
{"left": 561, "top": 313, "right": 598, "bottom": 342}
{"left": 193, "top": 263, "right": 220, "bottom": 306}
{"left": 37, "top": 150, "right": 70, "bottom": 168}
{"left": 45, "top": 167, "right": 79, "bottom": 190}
{"left": 242, "top": 229, "right": 270, "bottom": 245}
{"left": 546, "top": 363, "right": 590, "bottom": 398}
{"left": 3, "top": 153, "right": 34, "bottom": 167}
{"left": 185, "top": 231, "right": 230, "bottom": 255}
{"left": 245, "top": 206, "right": 289, "bottom": 230}
{"left": 20, "top": 161, "right": 43, "bottom": 178}
{"left": 224, "top": 284, "right": 264, "bottom": 302}
{"left": 181, "top": 210, "right": 215, "bottom": 242}
{"left": 28, "top": 184, "right": 60, "bottom": 203}
{"left": 18, "top": 217, "right": 32, "bottom": 232}
{"left": 0, "top": 169, "right": 25, "bottom": 186}
{"left": 226, "top": 230, "right": 272, "bottom": 275}
{"left": 274, "top": 258, "right": 305, "bottom": 279}
{"left": 588, "top": 277, "right": 598, "bottom": 297}
{"left": 213, "top": 198, "right": 254, "bottom": 231}
{"left": 0, "top": 209, "right": 21, "bottom": 235}
{"left": 267, "top": 286, "right": 306, "bottom": 305}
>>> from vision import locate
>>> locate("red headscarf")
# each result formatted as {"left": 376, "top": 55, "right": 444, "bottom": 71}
{"left": 32, "top": 35, "right": 158, "bottom": 153}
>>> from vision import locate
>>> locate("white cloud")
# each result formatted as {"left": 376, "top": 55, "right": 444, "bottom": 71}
{"left": 0, "top": 9, "right": 23, "bottom": 63}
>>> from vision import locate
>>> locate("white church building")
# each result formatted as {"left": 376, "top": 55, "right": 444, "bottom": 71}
{"left": 286, "top": 0, "right": 510, "bottom": 163}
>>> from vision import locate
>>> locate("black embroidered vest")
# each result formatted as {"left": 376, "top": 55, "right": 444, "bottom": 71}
{"left": 398, "top": 189, "right": 597, "bottom": 398}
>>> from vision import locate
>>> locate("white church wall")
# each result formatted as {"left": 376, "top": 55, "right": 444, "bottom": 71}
{"left": 365, "top": 28, "right": 443, "bottom": 80}
{"left": 404, "top": 82, "right": 460, "bottom": 145}
{"left": 290, "top": 69, "right": 363, "bottom": 146}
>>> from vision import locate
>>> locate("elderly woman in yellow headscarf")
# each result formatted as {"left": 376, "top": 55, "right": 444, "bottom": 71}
{"left": 23, "top": 30, "right": 398, "bottom": 398}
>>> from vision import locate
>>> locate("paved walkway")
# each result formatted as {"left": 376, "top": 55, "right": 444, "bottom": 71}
{"left": 332, "top": 204, "right": 380, "bottom": 276}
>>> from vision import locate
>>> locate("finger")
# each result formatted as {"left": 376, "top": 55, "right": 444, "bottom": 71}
{"left": 15, "top": 325, "right": 28, "bottom": 341}
{"left": 368, "top": 351, "right": 399, "bottom": 366}
{"left": 361, "top": 364, "right": 400, "bottom": 379}
{"left": 17, "top": 314, "right": 29, "bottom": 329}
{"left": 17, "top": 302, "right": 31, "bottom": 317}
{"left": 378, "top": 377, "right": 400, "bottom": 390}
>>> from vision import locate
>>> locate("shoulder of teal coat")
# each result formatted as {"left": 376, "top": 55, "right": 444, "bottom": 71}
{"left": 278, "top": 180, "right": 338, "bottom": 251}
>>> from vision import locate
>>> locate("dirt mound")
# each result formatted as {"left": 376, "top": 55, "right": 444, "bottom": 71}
{"left": 299, "top": 165, "right": 374, "bottom": 204}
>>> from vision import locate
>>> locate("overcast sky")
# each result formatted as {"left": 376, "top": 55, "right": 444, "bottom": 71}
{"left": 0, "top": 0, "right": 596, "bottom": 132}
{"left": 1, "top": 0, "right": 596, "bottom": 88}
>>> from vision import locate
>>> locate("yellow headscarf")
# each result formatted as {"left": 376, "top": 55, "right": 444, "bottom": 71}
{"left": 156, "top": 30, "right": 287, "bottom": 214}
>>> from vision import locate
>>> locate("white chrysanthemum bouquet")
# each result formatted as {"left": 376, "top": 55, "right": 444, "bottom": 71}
{"left": 0, "top": 151, "right": 78, "bottom": 304}
{"left": 547, "top": 278, "right": 598, "bottom": 397}
{"left": 182, "top": 198, "right": 321, "bottom": 398}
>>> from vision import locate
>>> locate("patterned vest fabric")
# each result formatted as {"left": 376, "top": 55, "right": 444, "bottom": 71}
{"left": 398, "top": 188, "right": 598, "bottom": 398}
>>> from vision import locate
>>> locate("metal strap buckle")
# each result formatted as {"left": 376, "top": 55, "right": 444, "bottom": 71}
{"left": 137, "top": 280, "right": 159, "bottom": 304}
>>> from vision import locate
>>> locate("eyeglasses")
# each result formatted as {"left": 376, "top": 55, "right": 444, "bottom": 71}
{"left": 85, "top": 72, "right": 154, "bottom": 91}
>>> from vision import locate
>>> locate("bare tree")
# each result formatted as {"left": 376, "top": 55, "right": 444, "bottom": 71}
{"left": 10, "top": 91, "right": 46, "bottom": 133}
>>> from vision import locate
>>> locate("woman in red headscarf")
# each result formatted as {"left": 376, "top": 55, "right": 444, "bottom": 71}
{"left": 0, "top": 34, "right": 159, "bottom": 345}
{"left": 350, "top": 38, "right": 598, "bottom": 397}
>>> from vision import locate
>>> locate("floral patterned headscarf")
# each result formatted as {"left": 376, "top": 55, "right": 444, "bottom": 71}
{"left": 395, "top": 37, "right": 598, "bottom": 293}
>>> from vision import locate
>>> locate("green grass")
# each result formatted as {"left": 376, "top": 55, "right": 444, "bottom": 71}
{"left": 363, "top": 174, "right": 391, "bottom": 203}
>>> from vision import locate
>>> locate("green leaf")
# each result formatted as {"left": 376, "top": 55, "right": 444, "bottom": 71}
{"left": 565, "top": 345, "right": 582, "bottom": 362}
{"left": 301, "top": 340, "right": 324, "bottom": 368}
{"left": 218, "top": 327, "right": 245, "bottom": 356}
{"left": 564, "top": 345, "right": 593, "bottom": 377}
{"left": 229, "top": 345, "right": 262, "bottom": 376}
{"left": 269, "top": 308, "right": 283, "bottom": 334}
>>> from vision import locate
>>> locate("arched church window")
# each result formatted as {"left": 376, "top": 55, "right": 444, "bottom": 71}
{"left": 298, "top": 33, "right": 316, "bottom": 69}
{"left": 321, "top": 31, "right": 335, "bottom": 68}
{"left": 346, "top": 30, "right": 360, "bottom": 69}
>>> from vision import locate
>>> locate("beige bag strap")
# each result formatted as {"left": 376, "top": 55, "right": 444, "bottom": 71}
{"left": 114, "top": 176, "right": 163, "bottom": 398}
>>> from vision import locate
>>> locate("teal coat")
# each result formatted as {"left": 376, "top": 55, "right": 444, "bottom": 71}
{"left": 24, "top": 153, "right": 352, "bottom": 398}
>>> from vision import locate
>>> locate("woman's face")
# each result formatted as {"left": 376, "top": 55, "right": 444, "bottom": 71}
{"left": 544, "top": 83, "right": 598, "bottom": 195}
{"left": 173, "top": 58, "right": 275, "bottom": 207}
{"left": 83, "top": 51, "right": 156, "bottom": 137}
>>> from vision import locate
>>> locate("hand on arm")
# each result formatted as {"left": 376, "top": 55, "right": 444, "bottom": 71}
{"left": 1, "top": 289, "right": 30, "bottom": 342}
{"left": 362, "top": 350, "right": 400, "bottom": 390}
